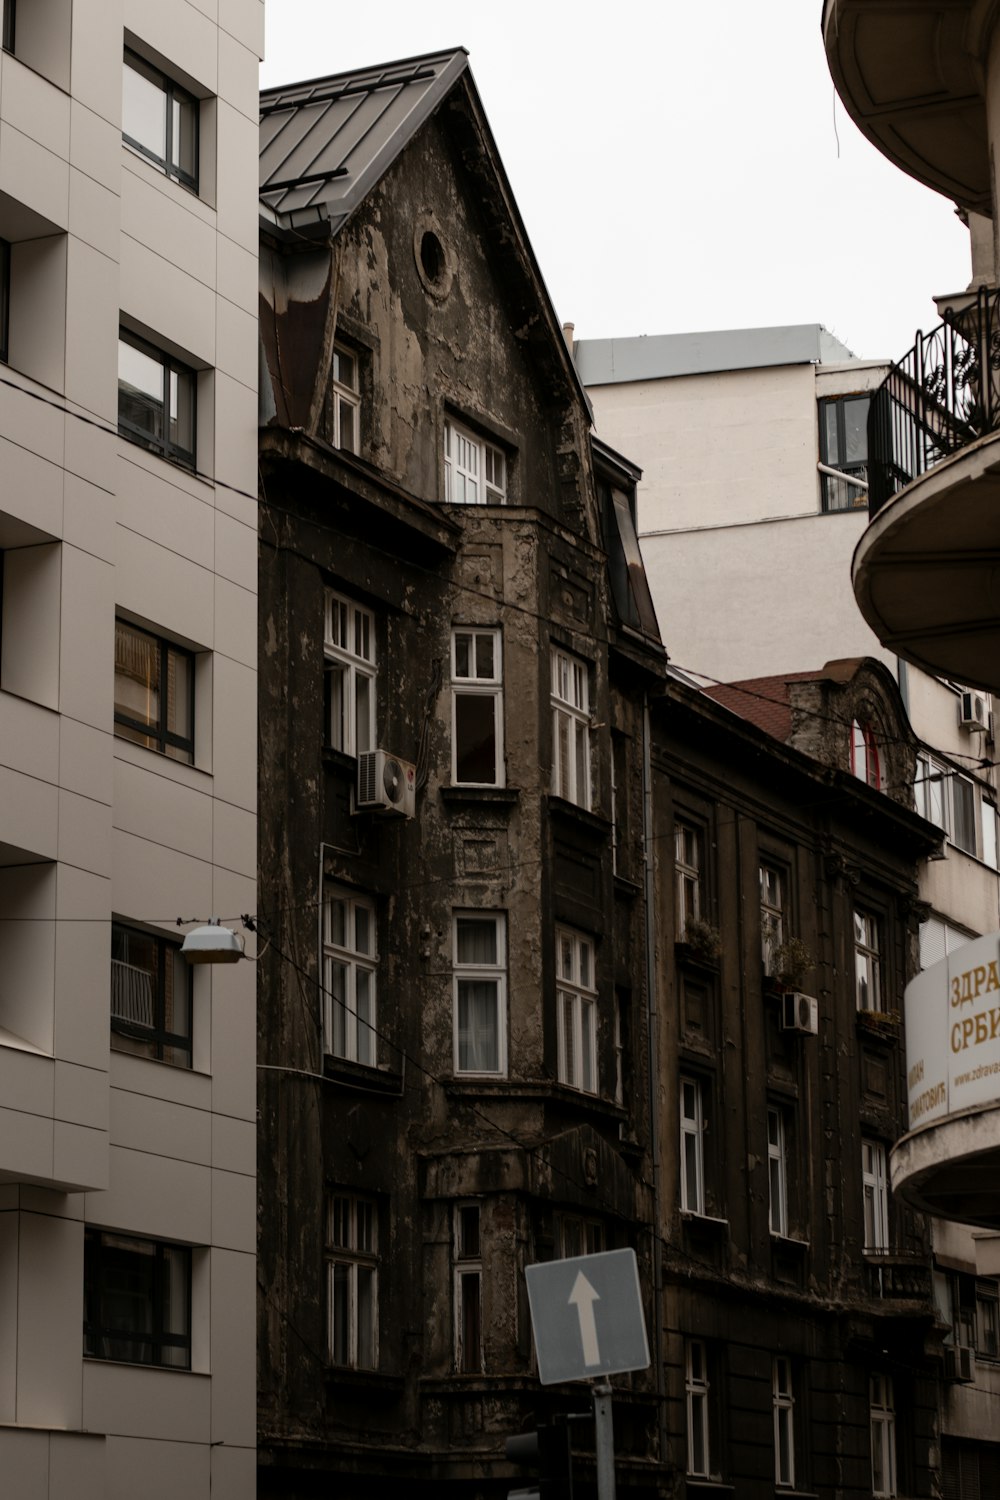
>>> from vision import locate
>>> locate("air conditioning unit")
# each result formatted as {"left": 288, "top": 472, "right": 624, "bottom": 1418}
{"left": 943, "top": 1344, "right": 974, "bottom": 1383}
{"left": 356, "top": 750, "right": 416, "bottom": 817}
{"left": 958, "top": 690, "right": 988, "bottom": 730}
{"left": 781, "top": 991, "right": 819, "bottom": 1035}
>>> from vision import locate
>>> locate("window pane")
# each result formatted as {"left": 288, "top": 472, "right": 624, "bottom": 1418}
{"left": 119, "top": 338, "right": 165, "bottom": 440}
{"left": 475, "top": 633, "right": 495, "bottom": 679}
{"left": 356, "top": 1267, "right": 375, "bottom": 1368}
{"left": 953, "top": 776, "right": 976, "bottom": 853}
{"left": 167, "top": 366, "right": 196, "bottom": 460}
{"left": 332, "top": 1264, "right": 350, "bottom": 1364}
{"left": 123, "top": 59, "right": 167, "bottom": 160}
{"left": 457, "top": 980, "right": 498, "bottom": 1071}
{"left": 355, "top": 969, "right": 375, "bottom": 1066}
{"left": 456, "top": 918, "right": 497, "bottom": 966}
{"left": 843, "top": 396, "right": 870, "bottom": 464}
{"left": 459, "top": 1271, "right": 481, "bottom": 1372}
{"left": 454, "top": 633, "right": 472, "bottom": 678}
{"left": 455, "top": 693, "right": 497, "bottom": 783}
{"left": 170, "top": 91, "right": 198, "bottom": 180}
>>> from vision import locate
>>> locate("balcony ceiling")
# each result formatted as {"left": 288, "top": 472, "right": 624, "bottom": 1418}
{"left": 823, "top": 0, "right": 990, "bottom": 213}
{"left": 892, "top": 1105, "right": 1000, "bottom": 1229}
{"left": 853, "top": 430, "right": 1000, "bottom": 694}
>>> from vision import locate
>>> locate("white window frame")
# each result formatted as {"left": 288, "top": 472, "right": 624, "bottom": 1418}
{"left": 976, "top": 1278, "right": 1000, "bottom": 1359}
{"left": 451, "top": 627, "right": 504, "bottom": 787}
{"left": 680, "top": 1076, "right": 706, "bottom": 1216}
{"left": 675, "top": 821, "right": 702, "bottom": 934}
{"left": 331, "top": 343, "right": 360, "bottom": 453}
{"left": 851, "top": 719, "right": 880, "bottom": 789}
{"left": 862, "top": 1138, "right": 890, "bottom": 1252}
{"left": 325, "top": 590, "right": 376, "bottom": 756}
{"left": 323, "top": 887, "right": 377, "bottom": 1067}
{"left": 327, "top": 1193, "right": 378, "bottom": 1369}
{"left": 454, "top": 1202, "right": 483, "bottom": 1374}
{"left": 869, "top": 1373, "right": 897, "bottom": 1499}
{"left": 551, "top": 647, "right": 592, "bottom": 809}
{"left": 916, "top": 751, "right": 984, "bottom": 859}
{"left": 685, "top": 1338, "right": 712, "bottom": 1479}
{"left": 556, "top": 927, "right": 597, "bottom": 1095}
{"left": 773, "top": 1355, "right": 795, "bottom": 1488}
{"left": 443, "top": 418, "right": 506, "bottom": 505}
{"left": 767, "top": 1107, "right": 788, "bottom": 1238}
{"left": 760, "top": 862, "right": 785, "bottom": 977}
{"left": 558, "top": 1213, "right": 604, "bottom": 1259}
{"left": 453, "top": 912, "right": 507, "bottom": 1076}
{"left": 123, "top": 48, "right": 199, "bottom": 192}
{"left": 854, "top": 909, "right": 882, "bottom": 1013}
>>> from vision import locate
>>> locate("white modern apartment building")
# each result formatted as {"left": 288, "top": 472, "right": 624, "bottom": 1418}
{"left": 0, "top": 1, "right": 261, "bottom": 1496}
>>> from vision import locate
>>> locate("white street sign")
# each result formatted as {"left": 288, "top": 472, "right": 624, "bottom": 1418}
{"left": 525, "top": 1248, "right": 650, "bottom": 1385}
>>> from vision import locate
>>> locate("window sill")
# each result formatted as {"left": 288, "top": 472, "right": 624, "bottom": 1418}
{"left": 770, "top": 1233, "right": 810, "bottom": 1252}
{"left": 547, "top": 796, "right": 611, "bottom": 839}
{"left": 83, "top": 1356, "right": 204, "bottom": 1377}
{"left": 675, "top": 940, "right": 720, "bottom": 972}
{"left": 323, "top": 1054, "right": 403, "bottom": 1095}
{"left": 324, "top": 1368, "right": 404, "bottom": 1396}
{"left": 323, "top": 746, "right": 358, "bottom": 777}
{"left": 680, "top": 1211, "right": 729, "bottom": 1232}
{"left": 614, "top": 874, "right": 642, "bottom": 900}
{"left": 856, "top": 1010, "right": 901, "bottom": 1042}
{"left": 685, "top": 1481, "right": 734, "bottom": 1496}
{"left": 114, "top": 735, "right": 212, "bottom": 789}
{"left": 439, "top": 785, "right": 520, "bottom": 807}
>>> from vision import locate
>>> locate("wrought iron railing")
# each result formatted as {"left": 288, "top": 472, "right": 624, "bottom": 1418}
{"left": 868, "top": 284, "right": 1000, "bottom": 516}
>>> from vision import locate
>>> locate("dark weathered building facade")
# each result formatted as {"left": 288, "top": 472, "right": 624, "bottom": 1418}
{"left": 256, "top": 51, "right": 665, "bottom": 1498}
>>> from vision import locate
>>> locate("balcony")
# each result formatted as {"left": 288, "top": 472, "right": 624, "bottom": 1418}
{"left": 823, "top": 0, "right": 990, "bottom": 215}
{"left": 853, "top": 286, "right": 1000, "bottom": 694}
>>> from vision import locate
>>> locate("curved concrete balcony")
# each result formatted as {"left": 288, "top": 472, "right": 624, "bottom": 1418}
{"left": 892, "top": 1103, "right": 1000, "bottom": 1229}
{"left": 823, "top": 0, "right": 991, "bottom": 213}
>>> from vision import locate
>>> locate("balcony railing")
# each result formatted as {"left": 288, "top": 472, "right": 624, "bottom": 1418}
{"left": 868, "top": 285, "right": 1000, "bottom": 517}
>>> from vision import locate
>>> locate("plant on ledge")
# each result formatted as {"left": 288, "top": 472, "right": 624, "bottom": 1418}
{"left": 679, "top": 916, "right": 723, "bottom": 965}
{"left": 767, "top": 936, "right": 814, "bottom": 990}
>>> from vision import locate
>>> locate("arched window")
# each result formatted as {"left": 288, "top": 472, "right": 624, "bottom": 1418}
{"left": 851, "top": 720, "right": 881, "bottom": 790}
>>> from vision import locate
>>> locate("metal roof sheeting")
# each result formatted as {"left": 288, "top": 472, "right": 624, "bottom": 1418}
{"left": 260, "top": 49, "right": 469, "bottom": 229}
{"left": 574, "top": 324, "right": 858, "bottom": 386}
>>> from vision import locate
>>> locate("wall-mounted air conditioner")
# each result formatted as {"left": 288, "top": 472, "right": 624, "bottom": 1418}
{"left": 959, "top": 690, "right": 988, "bottom": 731}
{"left": 356, "top": 750, "right": 416, "bottom": 817}
{"left": 781, "top": 992, "right": 819, "bottom": 1035}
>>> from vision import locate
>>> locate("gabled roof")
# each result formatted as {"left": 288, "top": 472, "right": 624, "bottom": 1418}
{"left": 703, "top": 670, "right": 827, "bottom": 742}
{"left": 260, "top": 49, "right": 469, "bottom": 230}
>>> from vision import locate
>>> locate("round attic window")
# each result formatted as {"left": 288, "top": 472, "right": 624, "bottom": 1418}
{"left": 413, "top": 215, "right": 455, "bottom": 300}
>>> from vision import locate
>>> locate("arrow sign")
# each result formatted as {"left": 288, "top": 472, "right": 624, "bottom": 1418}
{"left": 525, "top": 1248, "right": 650, "bottom": 1385}
{"left": 569, "top": 1271, "right": 601, "bottom": 1365}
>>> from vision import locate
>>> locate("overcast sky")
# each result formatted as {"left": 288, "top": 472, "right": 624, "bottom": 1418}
{"left": 261, "top": 0, "right": 971, "bottom": 363}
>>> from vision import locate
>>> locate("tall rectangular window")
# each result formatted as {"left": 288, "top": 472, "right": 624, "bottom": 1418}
{"left": 976, "top": 1278, "right": 999, "bottom": 1358}
{"left": 773, "top": 1356, "right": 796, "bottom": 1488}
{"left": 818, "top": 393, "right": 870, "bottom": 511}
{"left": 454, "top": 1203, "right": 482, "bottom": 1373}
{"left": 443, "top": 418, "right": 506, "bottom": 504}
{"left": 323, "top": 888, "right": 377, "bottom": 1067}
{"left": 556, "top": 927, "right": 597, "bottom": 1095}
{"left": 760, "top": 863, "right": 785, "bottom": 976}
{"left": 675, "top": 822, "right": 702, "bottom": 933}
{"left": 981, "top": 800, "right": 999, "bottom": 870}
{"left": 680, "top": 1076, "right": 705, "bottom": 1216}
{"left": 862, "top": 1139, "right": 890, "bottom": 1251}
{"left": 325, "top": 591, "right": 376, "bottom": 756}
{"left": 551, "top": 647, "right": 591, "bottom": 809}
{"left": 123, "top": 49, "right": 199, "bottom": 189}
{"left": 327, "top": 1194, "right": 377, "bottom": 1369}
{"left": 84, "top": 1231, "right": 191, "bottom": 1368}
{"left": 330, "top": 344, "right": 360, "bottom": 453}
{"left": 0, "top": 237, "right": 9, "bottom": 363}
{"left": 453, "top": 913, "right": 506, "bottom": 1075}
{"left": 685, "top": 1339, "right": 712, "bottom": 1478}
{"left": 854, "top": 910, "right": 882, "bottom": 1012}
{"left": 870, "top": 1373, "right": 897, "bottom": 1498}
{"left": 111, "top": 922, "right": 192, "bottom": 1067}
{"left": 558, "top": 1214, "right": 604, "bottom": 1259}
{"left": 915, "top": 752, "right": 946, "bottom": 829}
{"left": 767, "top": 1107, "right": 788, "bottom": 1238}
{"left": 953, "top": 772, "right": 976, "bottom": 854}
{"left": 452, "top": 628, "right": 503, "bottom": 786}
{"left": 118, "top": 328, "right": 196, "bottom": 468}
{"left": 114, "top": 619, "right": 194, "bottom": 763}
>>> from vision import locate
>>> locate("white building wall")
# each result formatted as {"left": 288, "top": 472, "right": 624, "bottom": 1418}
{"left": 0, "top": 0, "right": 262, "bottom": 1494}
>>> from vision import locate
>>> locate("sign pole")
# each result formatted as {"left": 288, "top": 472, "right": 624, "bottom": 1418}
{"left": 593, "top": 1382, "right": 616, "bottom": 1500}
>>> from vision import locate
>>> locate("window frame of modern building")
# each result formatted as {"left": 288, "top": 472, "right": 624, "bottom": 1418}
{"left": 869, "top": 1371, "right": 897, "bottom": 1499}
{"left": 118, "top": 327, "right": 197, "bottom": 469}
{"left": 322, "top": 886, "right": 377, "bottom": 1068}
{"left": 453, "top": 911, "right": 507, "bottom": 1076}
{"left": 453, "top": 1201, "right": 483, "bottom": 1374}
{"left": 451, "top": 626, "right": 504, "bottom": 787}
{"left": 122, "top": 47, "right": 199, "bottom": 191}
{"left": 326, "top": 1192, "right": 378, "bottom": 1370}
{"left": 555, "top": 925, "right": 598, "bottom": 1095}
{"left": 680, "top": 1074, "right": 706, "bottom": 1217}
{"left": 759, "top": 861, "right": 785, "bottom": 977}
{"left": 443, "top": 416, "right": 506, "bottom": 504}
{"left": 0, "top": 237, "right": 9, "bottom": 363}
{"left": 862, "top": 1137, "right": 890, "bottom": 1252}
{"left": 685, "top": 1337, "right": 715, "bottom": 1480}
{"left": 675, "top": 820, "right": 702, "bottom": 935}
{"left": 767, "top": 1105, "right": 789, "bottom": 1238}
{"left": 915, "top": 750, "right": 987, "bottom": 860}
{"left": 976, "top": 1277, "right": 1000, "bottom": 1359}
{"left": 818, "top": 391, "right": 870, "bottom": 512}
{"left": 329, "top": 342, "right": 360, "bottom": 453}
{"left": 113, "top": 617, "right": 195, "bottom": 763}
{"left": 551, "top": 645, "right": 592, "bottom": 810}
{"left": 772, "top": 1354, "right": 796, "bottom": 1489}
{"left": 853, "top": 908, "right": 882, "bottom": 1013}
{"left": 324, "top": 590, "right": 376, "bottom": 757}
{"left": 850, "top": 718, "right": 881, "bottom": 789}
{"left": 84, "top": 1230, "right": 192, "bottom": 1369}
{"left": 1, "top": 0, "right": 13, "bottom": 53}
{"left": 111, "top": 920, "right": 193, "bottom": 1067}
